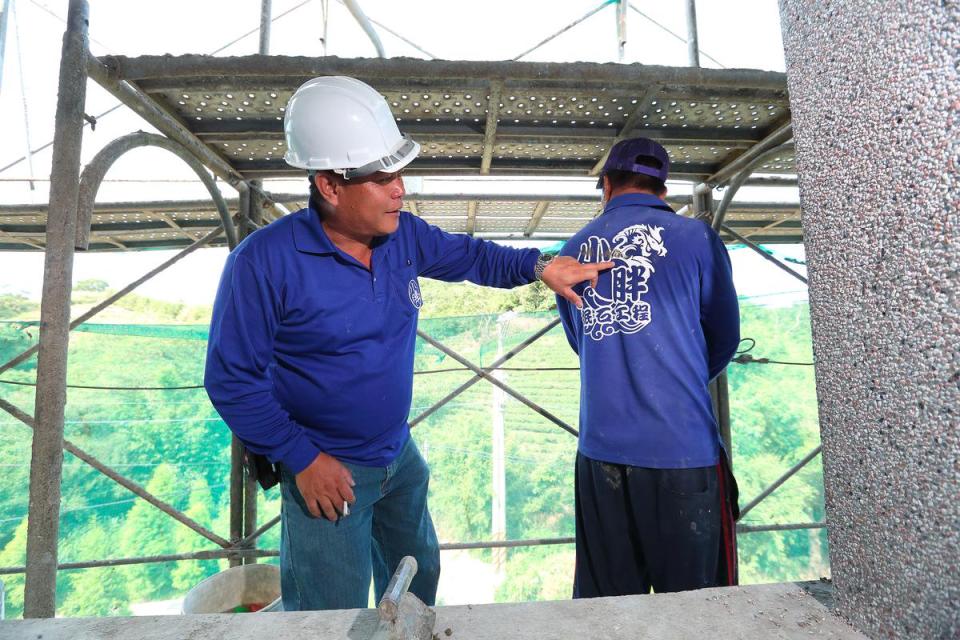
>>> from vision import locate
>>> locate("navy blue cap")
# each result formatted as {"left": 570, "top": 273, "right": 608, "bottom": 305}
{"left": 596, "top": 137, "right": 670, "bottom": 188}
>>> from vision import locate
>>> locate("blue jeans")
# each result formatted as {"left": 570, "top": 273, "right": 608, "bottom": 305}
{"left": 279, "top": 437, "right": 441, "bottom": 611}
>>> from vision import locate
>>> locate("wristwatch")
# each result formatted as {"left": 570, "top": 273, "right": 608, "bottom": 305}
{"left": 534, "top": 253, "right": 555, "bottom": 281}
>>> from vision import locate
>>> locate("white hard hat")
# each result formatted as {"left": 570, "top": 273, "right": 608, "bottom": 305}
{"left": 283, "top": 76, "right": 419, "bottom": 178}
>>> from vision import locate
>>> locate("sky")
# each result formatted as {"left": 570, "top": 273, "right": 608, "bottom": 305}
{"left": 0, "top": 0, "right": 803, "bottom": 306}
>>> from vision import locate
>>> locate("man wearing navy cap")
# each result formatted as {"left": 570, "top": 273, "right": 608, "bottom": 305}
{"left": 556, "top": 137, "right": 741, "bottom": 597}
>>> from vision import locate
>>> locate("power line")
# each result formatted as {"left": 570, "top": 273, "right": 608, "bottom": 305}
{"left": 0, "top": 379, "right": 204, "bottom": 390}
{"left": 0, "top": 0, "right": 315, "bottom": 176}
{"left": 733, "top": 353, "right": 813, "bottom": 367}
{"left": 0, "top": 417, "right": 223, "bottom": 427}
{"left": 331, "top": 0, "right": 438, "bottom": 59}
{"left": 627, "top": 3, "right": 726, "bottom": 68}
{"left": 0, "top": 461, "right": 230, "bottom": 468}
{"left": 208, "top": 0, "right": 312, "bottom": 55}
{"left": 0, "top": 482, "right": 229, "bottom": 525}
{"left": 24, "top": 0, "right": 112, "bottom": 50}
{"left": 0, "top": 348, "right": 813, "bottom": 394}
{"left": 0, "top": 177, "right": 229, "bottom": 183}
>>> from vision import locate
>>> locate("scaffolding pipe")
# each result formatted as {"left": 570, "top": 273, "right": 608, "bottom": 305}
{"left": 0, "top": 0, "right": 314, "bottom": 178}
{"left": 711, "top": 371, "right": 731, "bottom": 464}
{"left": 229, "top": 438, "right": 245, "bottom": 567}
{"left": 0, "top": 398, "right": 232, "bottom": 548}
{"left": 479, "top": 81, "right": 503, "bottom": 175}
{"left": 512, "top": 0, "right": 611, "bottom": 62}
{"left": 231, "top": 184, "right": 262, "bottom": 565}
{"left": 343, "top": 0, "right": 385, "bottom": 58}
{"left": 0, "top": 194, "right": 787, "bottom": 214}
{"left": 245, "top": 183, "right": 265, "bottom": 560}
{"left": 416, "top": 330, "right": 578, "bottom": 437}
{"left": 22, "top": 0, "right": 88, "bottom": 618}
{"left": 626, "top": 3, "right": 725, "bottom": 68}
{"left": 0, "top": 227, "right": 225, "bottom": 376}
{"left": 107, "top": 55, "right": 786, "bottom": 90}
{"left": 0, "top": 520, "right": 828, "bottom": 576}
{"left": 722, "top": 224, "right": 809, "bottom": 285}
{"left": 85, "top": 54, "right": 246, "bottom": 188}
{"left": 74, "top": 132, "right": 238, "bottom": 250}
{"left": 259, "top": 0, "right": 271, "bottom": 54}
{"left": 320, "top": 0, "right": 329, "bottom": 55}
{"left": 738, "top": 445, "right": 823, "bottom": 520}
{"left": 0, "top": 549, "right": 275, "bottom": 574}
{"left": 410, "top": 318, "right": 562, "bottom": 427}
{"left": 228, "top": 188, "right": 253, "bottom": 566}
{"left": 616, "top": 0, "right": 627, "bottom": 62}
{"left": 696, "top": 121, "right": 793, "bottom": 192}
{"left": 333, "top": 0, "right": 435, "bottom": 59}
{"left": 711, "top": 143, "right": 795, "bottom": 231}
{"left": 737, "top": 522, "right": 826, "bottom": 533}
{"left": 685, "top": 0, "right": 700, "bottom": 67}
{"left": 235, "top": 514, "right": 280, "bottom": 548}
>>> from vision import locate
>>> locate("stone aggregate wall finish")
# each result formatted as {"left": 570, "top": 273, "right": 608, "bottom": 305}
{"left": 778, "top": 1, "right": 959, "bottom": 638}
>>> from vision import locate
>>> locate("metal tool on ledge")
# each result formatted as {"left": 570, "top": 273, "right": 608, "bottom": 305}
{"left": 370, "top": 556, "right": 436, "bottom": 640}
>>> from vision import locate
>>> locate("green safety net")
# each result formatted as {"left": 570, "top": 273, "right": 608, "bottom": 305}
{"left": 0, "top": 297, "right": 825, "bottom": 617}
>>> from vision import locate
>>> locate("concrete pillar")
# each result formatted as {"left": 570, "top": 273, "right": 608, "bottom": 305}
{"left": 23, "top": 0, "right": 88, "bottom": 618}
{"left": 778, "top": 2, "right": 959, "bottom": 638}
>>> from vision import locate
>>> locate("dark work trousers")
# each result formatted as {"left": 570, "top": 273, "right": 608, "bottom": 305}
{"left": 573, "top": 451, "right": 739, "bottom": 598}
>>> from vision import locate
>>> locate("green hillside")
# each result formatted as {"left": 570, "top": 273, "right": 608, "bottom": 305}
{"left": 0, "top": 279, "right": 826, "bottom": 617}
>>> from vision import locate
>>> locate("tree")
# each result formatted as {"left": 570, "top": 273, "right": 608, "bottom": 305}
{"left": 74, "top": 279, "right": 110, "bottom": 292}
{"left": 0, "top": 323, "right": 37, "bottom": 372}
{"left": 171, "top": 477, "right": 218, "bottom": 594}
{"left": 0, "top": 294, "right": 37, "bottom": 319}
{"left": 59, "top": 519, "right": 130, "bottom": 617}
{"left": 0, "top": 517, "right": 28, "bottom": 618}
{"left": 118, "top": 463, "right": 181, "bottom": 602}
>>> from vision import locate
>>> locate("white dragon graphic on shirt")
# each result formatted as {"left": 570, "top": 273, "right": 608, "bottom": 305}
{"left": 577, "top": 224, "right": 668, "bottom": 341}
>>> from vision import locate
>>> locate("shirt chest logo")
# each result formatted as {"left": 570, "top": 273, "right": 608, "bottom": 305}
{"left": 408, "top": 279, "right": 423, "bottom": 309}
{"left": 577, "top": 224, "right": 667, "bottom": 340}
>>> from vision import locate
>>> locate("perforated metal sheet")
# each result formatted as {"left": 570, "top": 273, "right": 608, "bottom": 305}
{"left": 110, "top": 55, "right": 792, "bottom": 179}
{"left": 10, "top": 57, "right": 798, "bottom": 251}
{"left": 1, "top": 196, "right": 804, "bottom": 251}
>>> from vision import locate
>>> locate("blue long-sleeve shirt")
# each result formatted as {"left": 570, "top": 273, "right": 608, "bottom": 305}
{"left": 557, "top": 193, "right": 739, "bottom": 468}
{"left": 205, "top": 207, "right": 538, "bottom": 473}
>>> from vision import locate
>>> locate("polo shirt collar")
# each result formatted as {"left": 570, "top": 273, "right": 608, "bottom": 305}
{"left": 602, "top": 193, "right": 675, "bottom": 216}
{"left": 292, "top": 205, "right": 393, "bottom": 256}
{"left": 293, "top": 206, "right": 338, "bottom": 254}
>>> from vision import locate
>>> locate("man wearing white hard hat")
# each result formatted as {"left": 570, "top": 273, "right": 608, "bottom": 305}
{"left": 205, "top": 76, "right": 612, "bottom": 611}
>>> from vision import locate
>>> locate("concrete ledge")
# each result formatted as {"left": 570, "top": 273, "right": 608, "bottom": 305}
{"left": 0, "top": 583, "right": 868, "bottom": 640}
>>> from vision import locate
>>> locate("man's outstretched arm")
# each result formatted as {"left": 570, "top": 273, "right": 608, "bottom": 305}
{"left": 540, "top": 256, "right": 613, "bottom": 308}
{"left": 411, "top": 215, "right": 611, "bottom": 302}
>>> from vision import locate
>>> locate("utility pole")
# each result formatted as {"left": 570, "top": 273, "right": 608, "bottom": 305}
{"left": 490, "top": 312, "right": 512, "bottom": 577}
{"left": 616, "top": 0, "right": 627, "bottom": 62}
{"left": 685, "top": 0, "right": 700, "bottom": 67}
{"left": 0, "top": 0, "right": 11, "bottom": 96}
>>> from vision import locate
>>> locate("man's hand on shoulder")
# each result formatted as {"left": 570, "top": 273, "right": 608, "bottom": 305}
{"left": 295, "top": 452, "right": 356, "bottom": 521}
{"left": 540, "top": 256, "right": 614, "bottom": 308}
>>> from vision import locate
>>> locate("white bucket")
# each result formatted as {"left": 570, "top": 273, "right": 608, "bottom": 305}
{"left": 182, "top": 564, "right": 282, "bottom": 614}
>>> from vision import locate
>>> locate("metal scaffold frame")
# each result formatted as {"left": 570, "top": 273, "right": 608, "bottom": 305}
{"left": 0, "top": 0, "right": 822, "bottom": 618}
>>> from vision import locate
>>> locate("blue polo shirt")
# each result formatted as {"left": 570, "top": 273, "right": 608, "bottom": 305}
{"left": 557, "top": 193, "right": 739, "bottom": 468}
{"left": 205, "top": 207, "right": 539, "bottom": 472}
